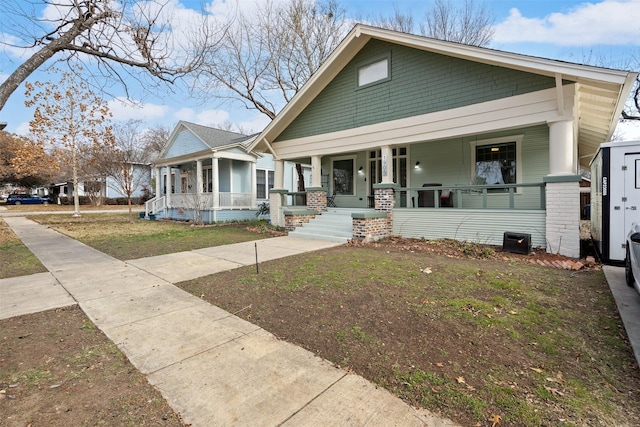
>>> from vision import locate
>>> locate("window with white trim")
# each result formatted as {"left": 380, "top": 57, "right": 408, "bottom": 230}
{"left": 256, "top": 169, "right": 274, "bottom": 199}
{"left": 470, "top": 135, "right": 523, "bottom": 191}
{"left": 357, "top": 55, "right": 390, "bottom": 88}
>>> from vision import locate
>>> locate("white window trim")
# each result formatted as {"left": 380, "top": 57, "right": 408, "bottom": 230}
{"left": 356, "top": 53, "right": 391, "bottom": 89}
{"left": 469, "top": 135, "right": 523, "bottom": 194}
{"left": 331, "top": 155, "right": 357, "bottom": 196}
{"left": 256, "top": 168, "right": 274, "bottom": 200}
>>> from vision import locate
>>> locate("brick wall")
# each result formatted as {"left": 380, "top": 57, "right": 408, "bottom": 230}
{"left": 352, "top": 216, "right": 393, "bottom": 242}
{"left": 545, "top": 181, "right": 580, "bottom": 258}
{"left": 284, "top": 213, "right": 316, "bottom": 232}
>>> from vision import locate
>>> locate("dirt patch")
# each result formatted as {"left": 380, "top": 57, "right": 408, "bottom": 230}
{"left": 179, "top": 238, "right": 640, "bottom": 427}
{"left": 0, "top": 306, "right": 186, "bottom": 427}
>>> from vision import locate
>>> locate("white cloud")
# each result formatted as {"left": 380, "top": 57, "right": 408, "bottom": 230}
{"left": 493, "top": 0, "right": 640, "bottom": 46}
{"left": 107, "top": 97, "right": 170, "bottom": 121}
{"left": 173, "top": 107, "right": 230, "bottom": 125}
{"left": 616, "top": 120, "right": 640, "bottom": 141}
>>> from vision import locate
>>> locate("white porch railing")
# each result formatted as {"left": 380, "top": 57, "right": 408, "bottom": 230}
{"left": 219, "top": 192, "right": 253, "bottom": 208}
{"left": 145, "top": 196, "right": 166, "bottom": 215}
{"left": 156, "top": 192, "right": 254, "bottom": 210}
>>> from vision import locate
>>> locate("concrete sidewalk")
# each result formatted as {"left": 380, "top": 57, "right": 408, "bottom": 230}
{"left": 603, "top": 266, "right": 640, "bottom": 368}
{"left": 1, "top": 216, "right": 458, "bottom": 426}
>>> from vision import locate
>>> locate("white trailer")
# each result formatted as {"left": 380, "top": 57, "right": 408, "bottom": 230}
{"left": 590, "top": 140, "right": 640, "bottom": 263}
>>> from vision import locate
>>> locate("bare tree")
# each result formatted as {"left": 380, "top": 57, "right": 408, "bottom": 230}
{"left": 191, "top": 0, "right": 347, "bottom": 120}
{"left": 141, "top": 124, "right": 172, "bottom": 161}
{"left": 25, "top": 70, "right": 114, "bottom": 216}
{"left": 373, "top": 6, "right": 415, "bottom": 34}
{"left": 190, "top": 0, "right": 347, "bottom": 191}
{"left": 91, "top": 119, "right": 152, "bottom": 222}
{"left": 0, "top": 0, "right": 213, "bottom": 112}
{"left": 422, "top": 0, "right": 495, "bottom": 47}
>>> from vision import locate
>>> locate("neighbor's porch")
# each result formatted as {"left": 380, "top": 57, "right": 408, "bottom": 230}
{"left": 146, "top": 153, "right": 260, "bottom": 222}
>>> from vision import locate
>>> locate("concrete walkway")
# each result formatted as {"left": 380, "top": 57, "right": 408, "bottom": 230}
{"left": 0, "top": 216, "right": 458, "bottom": 427}
{"left": 603, "top": 265, "right": 640, "bottom": 368}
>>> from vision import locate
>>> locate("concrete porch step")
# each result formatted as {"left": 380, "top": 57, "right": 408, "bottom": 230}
{"left": 287, "top": 209, "right": 370, "bottom": 243}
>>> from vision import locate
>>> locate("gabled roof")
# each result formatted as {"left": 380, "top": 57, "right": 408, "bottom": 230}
{"left": 158, "top": 121, "right": 254, "bottom": 161}
{"left": 250, "top": 24, "right": 637, "bottom": 167}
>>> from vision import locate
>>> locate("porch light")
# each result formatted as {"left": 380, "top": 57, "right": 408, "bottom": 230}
{"left": 358, "top": 166, "right": 364, "bottom": 174}
{"left": 414, "top": 161, "right": 420, "bottom": 169}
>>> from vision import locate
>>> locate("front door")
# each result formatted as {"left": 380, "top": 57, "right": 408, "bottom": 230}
{"left": 369, "top": 147, "right": 408, "bottom": 206}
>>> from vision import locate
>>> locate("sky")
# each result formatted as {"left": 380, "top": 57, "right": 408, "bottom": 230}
{"left": 1, "top": 0, "right": 640, "bottom": 139}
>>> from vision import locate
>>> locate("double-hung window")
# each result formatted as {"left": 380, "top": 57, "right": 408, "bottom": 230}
{"left": 256, "top": 169, "right": 274, "bottom": 199}
{"left": 470, "top": 136, "right": 522, "bottom": 191}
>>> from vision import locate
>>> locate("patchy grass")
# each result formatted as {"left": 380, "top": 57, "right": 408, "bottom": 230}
{"left": 0, "top": 219, "right": 47, "bottom": 279}
{"left": 178, "top": 242, "right": 640, "bottom": 427}
{"left": 30, "top": 214, "right": 282, "bottom": 260}
{"left": 0, "top": 306, "right": 186, "bottom": 426}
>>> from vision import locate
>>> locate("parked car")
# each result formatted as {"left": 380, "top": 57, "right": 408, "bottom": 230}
{"left": 625, "top": 222, "right": 640, "bottom": 294}
{"left": 6, "top": 193, "right": 52, "bottom": 205}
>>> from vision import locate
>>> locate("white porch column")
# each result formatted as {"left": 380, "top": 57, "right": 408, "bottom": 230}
{"left": 545, "top": 119, "right": 580, "bottom": 258}
{"left": 154, "top": 167, "right": 161, "bottom": 197}
{"left": 196, "top": 160, "right": 203, "bottom": 194}
{"left": 380, "top": 145, "right": 394, "bottom": 184}
{"left": 165, "top": 166, "right": 172, "bottom": 207}
{"left": 251, "top": 161, "right": 257, "bottom": 208}
{"left": 274, "top": 159, "right": 285, "bottom": 189}
{"left": 311, "top": 155, "right": 322, "bottom": 187}
{"left": 548, "top": 119, "right": 575, "bottom": 176}
{"left": 211, "top": 156, "right": 219, "bottom": 209}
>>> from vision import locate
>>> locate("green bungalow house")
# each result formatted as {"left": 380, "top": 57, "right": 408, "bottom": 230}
{"left": 249, "top": 24, "right": 638, "bottom": 258}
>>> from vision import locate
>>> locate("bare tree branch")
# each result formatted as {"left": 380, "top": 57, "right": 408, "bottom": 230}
{"left": 422, "top": 0, "right": 495, "bottom": 47}
{"left": 0, "top": 0, "right": 216, "bottom": 112}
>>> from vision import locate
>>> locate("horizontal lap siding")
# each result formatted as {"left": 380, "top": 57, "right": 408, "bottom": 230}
{"left": 277, "top": 40, "right": 555, "bottom": 142}
{"left": 392, "top": 209, "right": 546, "bottom": 247}
{"left": 165, "top": 130, "right": 209, "bottom": 158}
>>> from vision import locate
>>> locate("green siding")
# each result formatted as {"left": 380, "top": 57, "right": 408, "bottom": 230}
{"left": 277, "top": 40, "right": 555, "bottom": 141}
{"left": 392, "top": 209, "right": 546, "bottom": 247}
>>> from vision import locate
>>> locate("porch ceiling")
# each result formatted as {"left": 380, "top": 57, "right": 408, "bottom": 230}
{"left": 576, "top": 82, "right": 633, "bottom": 168}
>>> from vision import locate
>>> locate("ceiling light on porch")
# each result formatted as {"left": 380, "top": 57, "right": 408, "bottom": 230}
{"left": 491, "top": 147, "right": 500, "bottom": 152}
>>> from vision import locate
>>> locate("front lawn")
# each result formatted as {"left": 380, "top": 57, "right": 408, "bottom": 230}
{"left": 0, "top": 219, "right": 47, "bottom": 278}
{"left": 178, "top": 239, "right": 640, "bottom": 427}
{"left": 30, "top": 214, "right": 281, "bottom": 260}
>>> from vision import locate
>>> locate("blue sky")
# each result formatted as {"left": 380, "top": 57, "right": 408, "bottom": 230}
{"left": 1, "top": 0, "right": 639, "bottom": 138}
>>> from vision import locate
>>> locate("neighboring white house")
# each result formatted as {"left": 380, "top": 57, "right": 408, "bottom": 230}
{"left": 145, "top": 121, "right": 306, "bottom": 222}
{"left": 50, "top": 164, "right": 152, "bottom": 202}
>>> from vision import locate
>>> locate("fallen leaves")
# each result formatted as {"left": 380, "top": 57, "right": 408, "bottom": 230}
{"left": 489, "top": 414, "right": 502, "bottom": 426}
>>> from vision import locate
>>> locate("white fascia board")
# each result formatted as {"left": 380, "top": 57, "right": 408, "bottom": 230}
{"left": 360, "top": 26, "right": 634, "bottom": 85}
{"left": 272, "top": 87, "right": 572, "bottom": 159}
{"left": 213, "top": 151, "right": 256, "bottom": 162}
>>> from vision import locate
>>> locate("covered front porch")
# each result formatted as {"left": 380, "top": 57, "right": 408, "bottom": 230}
{"left": 146, "top": 151, "right": 259, "bottom": 222}
{"left": 267, "top": 122, "right": 573, "bottom": 254}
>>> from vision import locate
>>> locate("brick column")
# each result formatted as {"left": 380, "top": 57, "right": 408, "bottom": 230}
{"left": 356, "top": 183, "right": 398, "bottom": 241}
{"left": 544, "top": 176, "right": 581, "bottom": 258}
{"left": 306, "top": 187, "right": 327, "bottom": 212}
